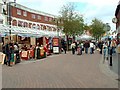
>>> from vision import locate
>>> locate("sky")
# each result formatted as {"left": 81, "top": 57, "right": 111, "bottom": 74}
{"left": 11, "top": 0, "right": 119, "bottom": 31}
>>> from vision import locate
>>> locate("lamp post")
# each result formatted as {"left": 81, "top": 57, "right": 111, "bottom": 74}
{"left": 2, "top": 0, "right": 16, "bottom": 41}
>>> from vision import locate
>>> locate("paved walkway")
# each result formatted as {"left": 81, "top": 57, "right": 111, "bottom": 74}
{"left": 109, "top": 53, "right": 119, "bottom": 75}
{"left": 2, "top": 51, "right": 118, "bottom": 88}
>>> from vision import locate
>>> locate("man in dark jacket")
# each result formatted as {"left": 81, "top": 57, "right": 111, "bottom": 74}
{"left": 84, "top": 40, "right": 90, "bottom": 54}
{"left": 5, "top": 41, "right": 11, "bottom": 66}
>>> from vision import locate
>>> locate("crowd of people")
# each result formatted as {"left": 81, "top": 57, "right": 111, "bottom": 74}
{"left": 70, "top": 40, "right": 96, "bottom": 55}
{"left": 2, "top": 40, "right": 20, "bottom": 67}
{"left": 61, "top": 38, "right": 118, "bottom": 59}
{"left": 2, "top": 41, "right": 48, "bottom": 67}
{"left": 1, "top": 37, "right": 118, "bottom": 67}
{"left": 97, "top": 38, "right": 117, "bottom": 63}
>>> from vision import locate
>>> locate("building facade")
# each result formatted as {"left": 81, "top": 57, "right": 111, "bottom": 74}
{"left": 115, "top": 1, "right": 120, "bottom": 32}
{"left": 0, "top": 1, "right": 64, "bottom": 47}
{"left": 7, "top": 3, "right": 58, "bottom": 31}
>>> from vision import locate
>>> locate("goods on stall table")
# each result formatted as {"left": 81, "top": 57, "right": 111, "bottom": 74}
{"left": 0, "top": 52, "right": 5, "bottom": 64}
{"left": 21, "top": 51, "right": 28, "bottom": 57}
{"left": 117, "top": 44, "right": 120, "bottom": 53}
{"left": 29, "top": 50, "right": 34, "bottom": 58}
{"left": 21, "top": 51, "right": 29, "bottom": 60}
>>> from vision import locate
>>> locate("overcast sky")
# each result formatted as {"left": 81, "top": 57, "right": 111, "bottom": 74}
{"left": 12, "top": 0, "right": 119, "bottom": 31}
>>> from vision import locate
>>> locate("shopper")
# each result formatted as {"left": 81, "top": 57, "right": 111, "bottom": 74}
{"left": 103, "top": 42, "right": 108, "bottom": 63}
{"left": 83, "top": 40, "right": 90, "bottom": 54}
{"left": 90, "top": 41, "right": 94, "bottom": 54}
{"left": 71, "top": 42, "right": 76, "bottom": 54}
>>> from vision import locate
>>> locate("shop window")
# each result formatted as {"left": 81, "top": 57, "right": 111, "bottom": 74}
{"left": 17, "top": 9, "right": 21, "bottom": 15}
{"left": 31, "top": 14, "right": 36, "bottom": 19}
{"left": 23, "top": 11, "right": 27, "bottom": 17}
{"left": 18, "top": 21, "right": 23, "bottom": 27}
{"left": 32, "top": 24, "right": 36, "bottom": 29}
{"left": 23, "top": 22, "right": 28, "bottom": 27}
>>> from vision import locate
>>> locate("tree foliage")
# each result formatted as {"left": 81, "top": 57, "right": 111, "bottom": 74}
{"left": 90, "top": 18, "right": 105, "bottom": 40}
{"left": 59, "top": 3, "right": 84, "bottom": 36}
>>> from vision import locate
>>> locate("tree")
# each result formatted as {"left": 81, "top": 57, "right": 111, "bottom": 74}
{"left": 90, "top": 18, "right": 105, "bottom": 40}
{"left": 59, "top": 3, "right": 84, "bottom": 36}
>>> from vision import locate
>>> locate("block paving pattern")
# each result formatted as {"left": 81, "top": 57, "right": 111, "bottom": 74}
{"left": 2, "top": 51, "right": 118, "bottom": 88}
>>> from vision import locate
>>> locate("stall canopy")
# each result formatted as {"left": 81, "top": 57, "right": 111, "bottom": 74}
{"left": 0, "top": 24, "right": 58, "bottom": 37}
{"left": 76, "top": 34, "right": 93, "bottom": 41}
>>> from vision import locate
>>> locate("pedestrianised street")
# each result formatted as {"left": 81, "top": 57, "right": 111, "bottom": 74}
{"left": 2, "top": 51, "right": 118, "bottom": 88}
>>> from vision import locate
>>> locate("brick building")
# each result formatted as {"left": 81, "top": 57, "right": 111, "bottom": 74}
{"left": 9, "top": 3, "right": 57, "bottom": 31}
{"left": 0, "top": 1, "right": 63, "bottom": 46}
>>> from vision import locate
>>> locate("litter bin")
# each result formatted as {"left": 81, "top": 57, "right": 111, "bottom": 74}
{"left": 37, "top": 47, "right": 41, "bottom": 59}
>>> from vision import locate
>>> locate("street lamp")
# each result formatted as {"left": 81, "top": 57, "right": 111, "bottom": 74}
{"left": 56, "top": 21, "right": 59, "bottom": 37}
{"left": 2, "top": 0, "right": 16, "bottom": 41}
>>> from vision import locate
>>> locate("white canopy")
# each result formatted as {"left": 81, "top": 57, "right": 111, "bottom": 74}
{"left": 77, "top": 34, "right": 93, "bottom": 41}
{"left": 0, "top": 24, "right": 58, "bottom": 37}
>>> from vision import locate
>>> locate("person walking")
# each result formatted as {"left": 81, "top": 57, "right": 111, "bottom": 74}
{"left": 5, "top": 41, "right": 14, "bottom": 67}
{"left": 103, "top": 42, "right": 108, "bottom": 63}
{"left": 90, "top": 41, "right": 94, "bottom": 54}
{"left": 77, "top": 42, "right": 82, "bottom": 55}
{"left": 14, "top": 42, "right": 20, "bottom": 64}
{"left": 4, "top": 41, "right": 10, "bottom": 66}
{"left": 111, "top": 39, "right": 117, "bottom": 54}
{"left": 98, "top": 41, "right": 103, "bottom": 54}
{"left": 83, "top": 40, "right": 90, "bottom": 54}
{"left": 63, "top": 42, "right": 67, "bottom": 54}
{"left": 71, "top": 42, "right": 76, "bottom": 55}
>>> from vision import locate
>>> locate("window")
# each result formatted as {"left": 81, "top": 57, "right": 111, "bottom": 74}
{"left": 17, "top": 9, "right": 21, "bottom": 15}
{"left": 49, "top": 18, "right": 52, "bottom": 22}
{"left": 44, "top": 16, "right": 48, "bottom": 21}
{"left": 31, "top": 14, "right": 36, "bottom": 19}
{"left": 23, "top": 11, "right": 27, "bottom": 17}
{"left": 37, "top": 15, "right": 41, "bottom": 20}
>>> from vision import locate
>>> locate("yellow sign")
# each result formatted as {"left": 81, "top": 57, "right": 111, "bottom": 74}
{"left": 40, "top": 47, "right": 44, "bottom": 56}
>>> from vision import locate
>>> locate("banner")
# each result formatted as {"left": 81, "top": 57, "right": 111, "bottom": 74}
{"left": 21, "top": 51, "right": 28, "bottom": 57}
{"left": 53, "top": 38, "right": 59, "bottom": 46}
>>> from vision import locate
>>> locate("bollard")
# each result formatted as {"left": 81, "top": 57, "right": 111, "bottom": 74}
{"left": 109, "top": 48, "right": 112, "bottom": 66}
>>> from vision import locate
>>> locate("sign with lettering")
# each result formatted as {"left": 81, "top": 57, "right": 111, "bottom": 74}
{"left": 53, "top": 38, "right": 59, "bottom": 46}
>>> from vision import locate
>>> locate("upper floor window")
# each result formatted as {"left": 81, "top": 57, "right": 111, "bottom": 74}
{"left": 44, "top": 16, "right": 48, "bottom": 21}
{"left": 31, "top": 14, "right": 36, "bottom": 19}
{"left": 49, "top": 18, "right": 52, "bottom": 22}
{"left": 17, "top": 9, "right": 21, "bottom": 15}
{"left": 23, "top": 11, "right": 27, "bottom": 17}
{"left": 37, "top": 15, "right": 41, "bottom": 20}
